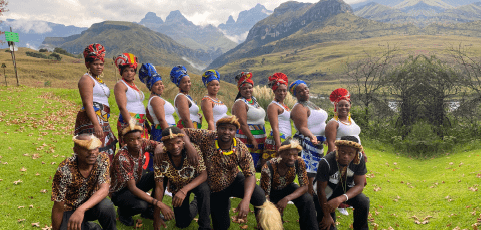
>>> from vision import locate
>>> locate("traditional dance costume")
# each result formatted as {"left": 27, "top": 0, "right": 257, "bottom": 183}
{"left": 117, "top": 79, "right": 148, "bottom": 146}
{"left": 175, "top": 93, "right": 201, "bottom": 129}
{"left": 147, "top": 96, "right": 176, "bottom": 141}
{"left": 202, "top": 96, "right": 228, "bottom": 126}
{"left": 264, "top": 100, "right": 291, "bottom": 160}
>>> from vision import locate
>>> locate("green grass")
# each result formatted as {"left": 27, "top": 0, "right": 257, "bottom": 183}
{"left": 1, "top": 86, "right": 480, "bottom": 229}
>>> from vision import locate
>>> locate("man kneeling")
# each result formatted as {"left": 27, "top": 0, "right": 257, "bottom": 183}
{"left": 152, "top": 126, "right": 211, "bottom": 230}
{"left": 315, "top": 136, "right": 369, "bottom": 230}
{"left": 260, "top": 139, "right": 318, "bottom": 230}
{"left": 51, "top": 134, "right": 116, "bottom": 230}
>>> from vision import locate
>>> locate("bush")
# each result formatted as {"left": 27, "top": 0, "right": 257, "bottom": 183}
{"left": 48, "top": 52, "right": 62, "bottom": 61}
{"left": 26, "top": 51, "right": 48, "bottom": 59}
{"left": 53, "top": 47, "right": 75, "bottom": 57}
{"left": 38, "top": 48, "right": 48, "bottom": 52}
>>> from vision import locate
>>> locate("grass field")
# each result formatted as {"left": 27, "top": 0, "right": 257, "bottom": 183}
{"left": 0, "top": 86, "right": 480, "bottom": 230}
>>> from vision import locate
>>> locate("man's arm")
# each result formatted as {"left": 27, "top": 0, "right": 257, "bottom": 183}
{"left": 153, "top": 179, "right": 173, "bottom": 230}
{"left": 126, "top": 178, "right": 156, "bottom": 204}
{"left": 51, "top": 201, "right": 64, "bottom": 230}
{"left": 68, "top": 183, "right": 109, "bottom": 230}
{"left": 236, "top": 174, "right": 255, "bottom": 219}
{"left": 172, "top": 170, "right": 207, "bottom": 207}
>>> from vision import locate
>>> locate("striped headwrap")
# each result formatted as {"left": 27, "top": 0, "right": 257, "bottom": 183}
{"left": 267, "top": 72, "right": 288, "bottom": 91}
{"left": 83, "top": 43, "right": 105, "bottom": 68}
{"left": 288, "top": 80, "right": 307, "bottom": 97}
{"left": 235, "top": 72, "right": 254, "bottom": 90}
{"left": 139, "top": 63, "right": 162, "bottom": 91}
{"left": 114, "top": 53, "right": 138, "bottom": 74}
{"left": 202, "top": 69, "right": 220, "bottom": 87}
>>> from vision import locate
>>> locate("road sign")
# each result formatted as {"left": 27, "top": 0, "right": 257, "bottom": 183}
{"left": 5, "top": 32, "right": 19, "bottom": 42}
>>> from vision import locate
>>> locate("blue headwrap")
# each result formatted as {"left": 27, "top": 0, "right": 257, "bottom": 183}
{"left": 170, "top": 65, "right": 189, "bottom": 87}
{"left": 289, "top": 80, "right": 307, "bottom": 97}
{"left": 139, "top": 63, "right": 162, "bottom": 91}
{"left": 202, "top": 69, "right": 220, "bottom": 87}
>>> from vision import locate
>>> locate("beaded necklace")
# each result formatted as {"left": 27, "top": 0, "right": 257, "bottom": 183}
{"left": 123, "top": 79, "right": 144, "bottom": 101}
{"left": 215, "top": 138, "right": 237, "bottom": 156}
{"left": 275, "top": 100, "right": 290, "bottom": 111}
{"left": 336, "top": 161, "right": 348, "bottom": 193}
{"left": 89, "top": 72, "right": 109, "bottom": 98}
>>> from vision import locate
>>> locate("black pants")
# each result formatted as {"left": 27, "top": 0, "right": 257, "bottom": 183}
{"left": 210, "top": 172, "right": 266, "bottom": 230}
{"left": 270, "top": 183, "right": 319, "bottom": 230}
{"left": 314, "top": 192, "right": 370, "bottom": 230}
{"left": 111, "top": 171, "right": 155, "bottom": 217}
{"left": 60, "top": 198, "right": 116, "bottom": 230}
{"left": 173, "top": 182, "right": 211, "bottom": 230}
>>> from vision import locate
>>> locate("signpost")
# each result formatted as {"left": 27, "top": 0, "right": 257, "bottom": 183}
{"left": 1, "top": 63, "right": 6, "bottom": 86}
{"left": 6, "top": 28, "right": 19, "bottom": 86}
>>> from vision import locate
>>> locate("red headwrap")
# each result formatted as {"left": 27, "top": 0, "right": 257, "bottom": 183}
{"left": 268, "top": 72, "right": 288, "bottom": 91}
{"left": 235, "top": 72, "right": 254, "bottom": 90}
{"left": 329, "top": 88, "right": 350, "bottom": 112}
{"left": 83, "top": 43, "right": 105, "bottom": 68}
{"left": 114, "top": 53, "right": 138, "bottom": 75}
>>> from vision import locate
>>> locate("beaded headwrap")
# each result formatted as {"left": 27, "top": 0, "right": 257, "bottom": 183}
{"left": 278, "top": 139, "right": 302, "bottom": 153}
{"left": 139, "top": 63, "right": 162, "bottom": 91}
{"left": 160, "top": 127, "right": 185, "bottom": 141}
{"left": 329, "top": 88, "right": 351, "bottom": 122}
{"left": 268, "top": 73, "right": 288, "bottom": 91}
{"left": 202, "top": 69, "right": 220, "bottom": 87}
{"left": 170, "top": 66, "right": 189, "bottom": 87}
{"left": 289, "top": 80, "right": 307, "bottom": 97}
{"left": 235, "top": 72, "right": 254, "bottom": 90}
{"left": 216, "top": 115, "right": 240, "bottom": 130}
{"left": 73, "top": 135, "right": 102, "bottom": 150}
{"left": 83, "top": 43, "right": 105, "bottom": 68}
{"left": 114, "top": 53, "right": 138, "bottom": 75}
{"left": 334, "top": 139, "right": 363, "bottom": 165}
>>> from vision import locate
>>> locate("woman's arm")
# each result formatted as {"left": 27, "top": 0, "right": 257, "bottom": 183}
{"left": 267, "top": 103, "right": 282, "bottom": 152}
{"left": 150, "top": 97, "right": 169, "bottom": 130}
{"left": 78, "top": 75, "right": 103, "bottom": 138}
{"left": 201, "top": 98, "right": 215, "bottom": 130}
{"left": 233, "top": 100, "right": 258, "bottom": 151}
{"left": 114, "top": 82, "right": 131, "bottom": 124}
{"left": 175, "top": 95, "right": 194, "bottom": 128}
{"left": 291, "top": 104, "right": 318, "bottom": 145}
{"left": 325, "top": 120, "right": 339, "bottom": 153}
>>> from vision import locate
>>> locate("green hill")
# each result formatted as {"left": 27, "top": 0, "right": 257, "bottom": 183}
{"left": 42, "top": 21, "right": 215, "bottom": 74}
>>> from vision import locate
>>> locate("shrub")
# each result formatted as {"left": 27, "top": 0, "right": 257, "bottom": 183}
{"left": 48, "top": 53, "right": 62, "bottom": 61}
{"left": 26, "top": 51, "right": 48, "bottom": 59}
{"left": 38, "top": 48, "right": 48, "bottom": 52}
{"left": 53, "top": 47, "right": 75, "bottom": 57}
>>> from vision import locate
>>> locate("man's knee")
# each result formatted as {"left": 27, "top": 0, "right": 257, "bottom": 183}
{"left": 250, "top": 185, "right": 267, "bottom": 206}
{"left": 354, "top": 194, "right": 370, "bottom": 210}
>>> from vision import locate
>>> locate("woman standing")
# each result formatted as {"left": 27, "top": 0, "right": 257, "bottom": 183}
{"left": 289, "top": 80, "right": 328, "bottom": 195}
{"left": 170, "top": 66, "right": 202, "bottom": 129}
{"left": 75, "top": 43, "right": 117, "bottom": 162}
{"left": 201, "top": 69, "right": 228, "bottom": 130}
{"left": 264, "top": 73, "right": 291, "bottom": 164}
{"left": 325, "top": 88, "right": 364, "bottom": 216}
{"left": 325, "top": 88, "right": 361, "bottom": 152}
{"left": 114, "top": 53, "right": 148, "bottom": 147}
{"left": 231, "top": 72, "right": 266, "bottom": 170}
{"left": 139, "top": 63, "right": 176, "bottom": 142}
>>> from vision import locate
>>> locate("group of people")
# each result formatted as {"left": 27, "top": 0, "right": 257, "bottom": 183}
{"left": 50, "top": 43, "right": 370, "bottom": 230}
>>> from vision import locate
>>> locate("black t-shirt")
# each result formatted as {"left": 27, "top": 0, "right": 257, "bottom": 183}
{"left": 316, "top": 151, "right": 367, "bottom": 199}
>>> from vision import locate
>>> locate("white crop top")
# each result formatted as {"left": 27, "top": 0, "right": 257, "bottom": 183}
{"left": 121, "top": 80, "right": 146, "bottom": 114}
{"left": 235, "top": 97, "right": 265, "bottom": 125}
{"left": 89, "top": 74, "right": 110, "bottom": 106}
{"left": 203, "top": 96, "right": 228, "bottom": 125}
{"left": 332, "top": 118, "right": 361, "bottom": 144}
{"left": 148, "top": 96, "right": 176, "bottom": 125}
{"left": 270, "top": 101, "right": 291, "bottom": 136}
{"left": 293, "top": 102, "right": 328, "bottom": 136}
{"left": 174, "top": 93, "right": 201, "bottom": 123}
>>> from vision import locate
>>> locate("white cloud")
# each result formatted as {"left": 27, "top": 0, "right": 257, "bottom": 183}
{"left": 7, "top": 19, "right": 52, "bottom": 34}
{"left": 25, "top": 43, "right": 37, "bottom": 50}
{"left": 221, "top": 30, "right": 249, "bottom": 44}
{"left": 182, "top": 57, "right": 206, "bottom": 71}
{"left": 1, "top": 0, "right": 366, "bottom": 28}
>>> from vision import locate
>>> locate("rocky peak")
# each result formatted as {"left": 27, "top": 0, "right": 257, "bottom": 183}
{"left": 226, "top": 15, "right": 235, "bottom": 25}
{"left": 139, "top": 12, "right": 164, "bottom": 25}
{"left": 166, "top": 10, "right": 192, "bottom": 25}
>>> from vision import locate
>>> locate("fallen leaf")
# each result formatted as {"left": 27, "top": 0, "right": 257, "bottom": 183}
{"left": 32, "top": 222, "right": 40, "bottom": 227}
{"left": 42, "top": 225, "right": 52, "bottom": 230}
{"left": 414, "top": 220, "right": 421, "bottom": 224}
{"left": 20, "top": 167, "right": 27, "bottom": 172}
{"left": 424, "top": 215, "right": 433, "bottom": 220}
{"left": 17, "top": 219, "right": 25, "bottom": 222}
{"left": 422, "top": 220, "right": 429, "bottom": 224}
{"left": 13, "top": 179, "right": 23, "bottom": 185}
{"left": 240, "top": 225, "right": 248, "bottom": 229}
{"left": 35, "top": 173, "right": 40, "bottom": 176}
{"left": 18, "top": 206, "right": 24, "bottom": 209}
{"left": 411, "top": 215, "right": 419, "bottom": 220}
{"left": 51, "top": 162, "right": 56, "bottom": 165}
{"left": 40, "top": 189, "right": 47, "bottom": 193}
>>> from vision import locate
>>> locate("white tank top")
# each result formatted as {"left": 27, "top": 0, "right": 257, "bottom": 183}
{"left": 331, "top": 118, "right": 361, "bottom": 144}
{"left": 203, "top": 96, "right": 228, "bottom": 125}
{"left": 88, "top": 74, "right": 110, "bottom": 106}
{"left": 270, "top": 101, "right": 291, "bottom": 136}
{"left": 174, "top": 93, "right": 201, "bottom": 123}
{"left": 121, "top": 80, "right": 146, "bottom": 114}
{"left": 235, "top": 97, "right": 265, "bottom": 125}
{"left": 293, "top": 102, "right": 328, "bottom": 136}
{"left": 148, "top": 96, "right": 176, "bottom": 125}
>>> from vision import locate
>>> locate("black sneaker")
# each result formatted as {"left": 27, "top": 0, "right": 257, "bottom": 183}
{"left": 117, "top": 208, "right": 134, "bottom": 226}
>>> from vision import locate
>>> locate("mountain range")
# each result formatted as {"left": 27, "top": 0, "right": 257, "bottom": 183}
{"left": 354, "top": 0, "right": 481, "bottom": 27}
{"left": 218, "top": 4, "right": 273, "bottom": 43}
{"left": 0, "top": 19, "right": 86, "bottom": 50}
{"left": 42, "top": 21, "right": 216, "bottom": 73}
